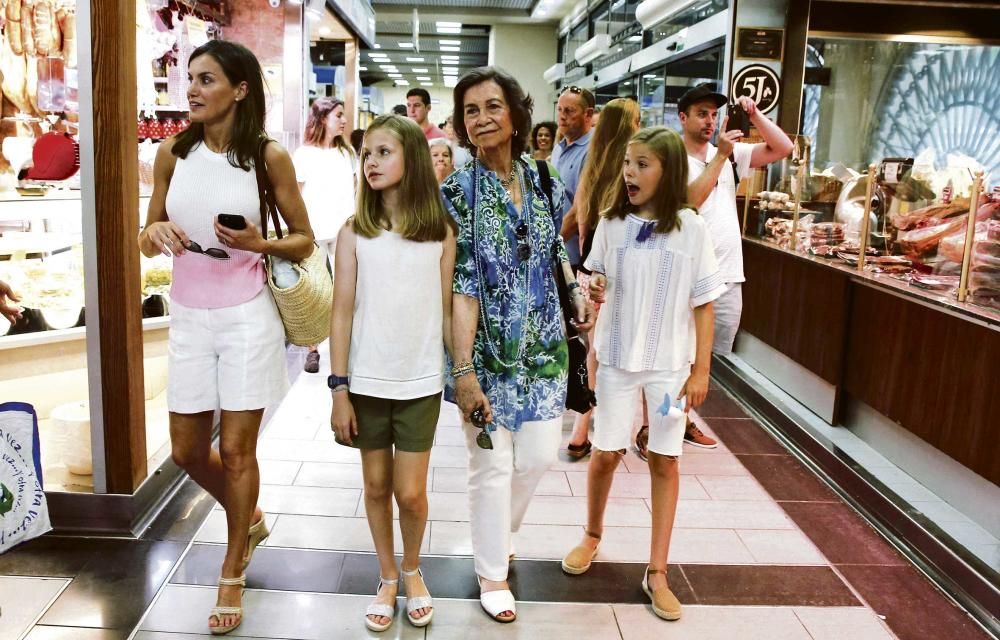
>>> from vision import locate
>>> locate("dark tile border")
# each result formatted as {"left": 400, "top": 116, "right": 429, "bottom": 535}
{"left": 710, "top": 360, "right": 999, "bottom": 639}
{"left": 171, "top": 544, "right": 858, "bottom": 608}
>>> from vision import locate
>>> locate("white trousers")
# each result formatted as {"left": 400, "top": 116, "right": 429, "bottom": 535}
{"left": 464, "top": 416, "right": 563, "bottom": 581}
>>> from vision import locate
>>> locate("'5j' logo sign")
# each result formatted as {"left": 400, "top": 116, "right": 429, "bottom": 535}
{"left": 732, "top": 64, "right": 781, "bottom": 114}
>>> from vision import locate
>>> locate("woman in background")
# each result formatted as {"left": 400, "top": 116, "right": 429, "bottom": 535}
{"left": 530, "top": 121, "right": 556, "bottom": 161}
{"left": 293, "top": 97, "right": 357, "bottom": 373}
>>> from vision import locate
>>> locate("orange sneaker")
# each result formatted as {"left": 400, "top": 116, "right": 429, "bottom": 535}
{"left": 683, "top": 422, "right": 717, "bottom": 449}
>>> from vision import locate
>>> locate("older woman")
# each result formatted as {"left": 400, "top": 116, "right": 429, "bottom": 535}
{"left": 441, "top": 67, "right": 594, "bottom": 623}
{"left": 429, "top": 138, "right": 456, "bottom": 184}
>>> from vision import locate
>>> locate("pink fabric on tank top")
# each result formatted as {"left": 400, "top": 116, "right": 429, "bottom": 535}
{"left": 166, "top": 142, "right": 267, "bottom": 309}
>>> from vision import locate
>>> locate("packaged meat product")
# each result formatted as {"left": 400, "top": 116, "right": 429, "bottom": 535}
{"left": 969, "top": 288, "right": 1000, "bottom": 311}
{"left": 889, "top": 199, "right": 969, "bottom": 230}
{"left": 910, "top": 273, "right": 959, "bottom": 291}
{"left": 938, "top": 221, "right": 989, "bottom": 263}
{"left": 897, "top": 200, "right": 1000, "bottom": 258}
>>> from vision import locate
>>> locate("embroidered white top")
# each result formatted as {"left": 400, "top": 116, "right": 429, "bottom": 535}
{"left": 584, "top": 210, "right": 727, "bottom": 372}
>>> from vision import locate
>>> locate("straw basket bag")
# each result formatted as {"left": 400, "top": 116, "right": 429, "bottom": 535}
{"left": 255, "top": 139, "right": 333, "bottom": 346}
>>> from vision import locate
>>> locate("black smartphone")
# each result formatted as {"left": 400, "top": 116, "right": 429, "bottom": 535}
{"left": 726, "top": 103, "right": 751, "bottom": 137}
{"left": 218, "top": 214, "right": 247, "bottom": 230}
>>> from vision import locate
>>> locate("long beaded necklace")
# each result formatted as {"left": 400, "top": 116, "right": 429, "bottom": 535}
{"left": 472, "top": 158, "right": 534, "bottom": 369}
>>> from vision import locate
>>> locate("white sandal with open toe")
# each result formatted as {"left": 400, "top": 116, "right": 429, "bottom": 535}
{"left": 209, "top": 575, "right": 246, "bottom": 635}
{"left": 477, "top": 576, "right": 516, "bottom": 623}
{"left": 365, "top": 576, "right": 398, "bottom": 632}
{"left": 402, "top": 567, "right": 434, "bottom": 627}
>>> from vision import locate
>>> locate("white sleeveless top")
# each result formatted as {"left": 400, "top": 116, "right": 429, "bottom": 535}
{"left": 165, "top": 142, "right": 265, "bottom": 309}
{"left": 349, "top": 229, "right": 445, "bottom": 399}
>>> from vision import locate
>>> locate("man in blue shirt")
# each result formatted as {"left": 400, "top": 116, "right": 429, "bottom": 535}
{"left": 551, "top": 85, "right": 595, "bottom": 270}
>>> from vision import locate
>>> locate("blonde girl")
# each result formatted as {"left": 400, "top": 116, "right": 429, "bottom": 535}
{"left": 561, "top": 97, "right": 641, "bottom": 459}
{"left": 561, "top": 127, "right": 726, "bottom": 622}
{"left": 329, "top": 114, "right": 457, "bottom": 632}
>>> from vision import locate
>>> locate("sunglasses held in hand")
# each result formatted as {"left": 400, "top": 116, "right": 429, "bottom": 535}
{"left": 471, "top": 409, "right": 492, "bottom": 450}
{"left": 185, "top": 240, "right": 230, "bottom": 260}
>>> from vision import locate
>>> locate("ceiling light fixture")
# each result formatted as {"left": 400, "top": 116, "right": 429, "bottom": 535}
{"left": 396, "top": 80, "right": 410, "bottom": 85}
{"left": 440, "top": 46, "right": 460, "bottom": 52}
{"left": 421, "top": 82, "right": 434, "bottom": 86}
{"left": 388, "top": 73, "right": 403, "bottom": 78}
{"left": 373, "top": 44, "right": 381, "bottom": 49}
{"left": 398, "top": 42, "right": 414, "bottom": 48}
{"left": 439, "top": 39, "right": 461, "bottom": 46}
{"left": 406, "top": 57, "right": 425, "bottom": 62}
{"left": 417, "top": 76, "right": 431, "bottom": 81}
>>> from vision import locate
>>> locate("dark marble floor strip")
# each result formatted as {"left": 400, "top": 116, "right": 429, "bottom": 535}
{"left": 170, "top": 543, "right": 858, "bottom": 608}
{"left": 702, "top": 387, "right": 995, "bottom": 640}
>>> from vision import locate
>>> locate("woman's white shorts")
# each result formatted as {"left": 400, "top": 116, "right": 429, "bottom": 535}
{"left": 167, "top": 288, "right": 289, "bottom": 414}
{"left": 592, "top": 365, "right": 690, "bottom": 457}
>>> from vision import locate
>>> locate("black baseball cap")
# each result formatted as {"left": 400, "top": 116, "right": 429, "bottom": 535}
{"left": 678, "top": 83, "right": 727, "bottom": 114}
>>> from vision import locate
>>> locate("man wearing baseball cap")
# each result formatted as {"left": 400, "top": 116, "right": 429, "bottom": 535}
{"left": 635, "top": 82, "right": 792, "bottom": 458}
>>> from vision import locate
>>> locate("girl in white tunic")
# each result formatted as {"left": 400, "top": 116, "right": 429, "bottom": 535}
{"left": 329, "top": 115, "right": 456, "bottom": 632}
{"left": 561, "top": 127, "right": 726, "bottom": 621}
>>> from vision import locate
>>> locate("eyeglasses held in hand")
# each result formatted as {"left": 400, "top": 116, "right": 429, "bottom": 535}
{"left": 185, "top": 241, "right": 230, "bottom": 261}
{"left": 471, "top": 409, "right": 493, "bottom": 450}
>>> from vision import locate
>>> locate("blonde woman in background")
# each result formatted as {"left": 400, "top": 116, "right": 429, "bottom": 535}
{"left": 293, "top": 97, "right": 357, "bottom": 373}
{"left": 561, "top": 97, "right": 641, "bottom": 459}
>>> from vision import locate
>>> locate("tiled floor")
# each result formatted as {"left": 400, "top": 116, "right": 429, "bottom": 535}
{"left": 1, "top": 346, "right": 994, "bottom": 639}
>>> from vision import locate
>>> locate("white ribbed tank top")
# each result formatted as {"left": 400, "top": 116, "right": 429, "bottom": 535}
{"left": 349, "top": 230, "right": 445, "bottom": 399}
{"left": 165, "top": 142, "right": 265, "bottom": 309}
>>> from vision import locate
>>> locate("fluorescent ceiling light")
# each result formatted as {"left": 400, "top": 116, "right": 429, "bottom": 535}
{"left": 627, "top": 35, "right": 642, "bottom": 42}
{"left": 388, "top": 73, "right": 403, "bottom": 78}
{"left": 436, "top": 21, "right": 462, "bottom": 34}
{"left": 436, "top": 21, "right": 461, "bottom": 27}
{"left": 373, "top": 44, "right": 381, "bottom": 49}
{"left": 359, "top": 66, "right": 368, "bottom": 71}
{"left": 440, "top": 46, "right": 460, "bottom": 52}
{"left": 439, "top": 39, "right": 461, "bottom": 46}
{"left": 417, "top": 76, "right": 431, "bottom": 81}
{"left": 412, "top": 68, "right": 429, "bottom": 72}
{"left": 406, "top": 57, "right": 425, "bottom": 62}
{"left": 379, "top": 64, "right": 397, "bottom": 70}
{"left": 438, "top": 27, "right": 461, "bottom": 34}
{"left": 398, "top": 42, "right": 414, "bottom": 48}
{"left": 440, "top": 55, "right": 460, "bottom": 61}
{"left": 396, "top": 81, "right": 410, "bottom": 85}
{"left": 421, "top": 82, "right": 434, "bottom": 87}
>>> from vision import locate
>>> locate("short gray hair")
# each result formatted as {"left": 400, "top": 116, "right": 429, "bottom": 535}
{"left": 428, "top": 138, "right": 453, "bottom": 157}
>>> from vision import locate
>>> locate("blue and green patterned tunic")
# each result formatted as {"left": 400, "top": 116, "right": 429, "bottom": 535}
{"left": 441, "top": 156, "right": 570, "bottom": 432}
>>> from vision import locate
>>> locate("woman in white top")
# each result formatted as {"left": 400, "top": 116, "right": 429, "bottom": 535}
{"left": 138, "top": 40, "right": 314, "bottom": 635}
{"left": 292, "top": 97, "right": 357, "bottom": 373}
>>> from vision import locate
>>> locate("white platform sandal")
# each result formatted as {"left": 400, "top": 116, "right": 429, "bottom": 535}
{"left": 365, "top": 576, "right": 398, "bottom": 632}
{"left": 477, "top": 576, "right": 516, "bottom": 623}
{"left": 402, "top": 567, "right": 434, "bottom": 627}
{"left": 209, "top": 574, "right": 246, "bottom": 635}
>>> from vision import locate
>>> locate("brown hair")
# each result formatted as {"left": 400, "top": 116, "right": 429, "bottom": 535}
{"left": 452, "top": 66, "right": 533, "bottom": 158}
{"left": 604, "top": 127, "right": 693, "bottom": 234}
{"left": 577, "top": 98, "right": 640, "bottom": 233}
{"left": 303, "top": 97, "right": 352, "bottom": 156}
{"left": 354, "top": 114, "right": 455, "bottom": 242}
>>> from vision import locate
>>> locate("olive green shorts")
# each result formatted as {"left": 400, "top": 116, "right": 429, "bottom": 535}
{"left": 345, "top": 391, "right": 441, "bottom": 452}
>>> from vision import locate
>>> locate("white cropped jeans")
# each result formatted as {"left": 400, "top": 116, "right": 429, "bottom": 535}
{"left": 463, "top": 416, "right": 563, "bottom": 581}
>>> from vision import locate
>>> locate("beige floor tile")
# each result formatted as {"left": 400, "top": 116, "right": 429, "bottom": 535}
{"left": 257, "top": 438, "right": 359, "bottom": 464}
{"left": 140, "top": 585, "right": 424, "bottom": 639}
{"left": 257, "top": 459, "right": 302, "bottom": 485}
{"left": 793, "top": 607, "right": 896, "bottom": 640}
{"left": 428, "top": 520, "right": 473, "bottom": 556}
{"left": 429, "top": 445, "right": 470, "bottom": 468}
{"left": 294, "top": 462, "right": 365, "bottom": 489}
{"left": 427, "top": 598, "right": 621, "bottom": 639}
{"left": 673, "top": 499, "right": 794, "bottom": 530}
{"left": 0, "top": 577, "right": 70, "bottom": 640}
{"left": 696, "top": 475, "right": 772, "bottom": 501}
{"left": 737, "top": 529, "right": 827, "bottom": 565}
{"left": 615, "top": 604, "right": 812, "bottom": 640}
{"left": 195, "top": 511, "right": 280, "bottom": 545}
{"left": 435, "top": 426, "right": 466, "bottom": 446}
{"left": 678, "top": 452, "right": 750, "bottom": 476}
{"left": 666, "top": 528, "right": 756, "bottom": 564}
{"left": 266, "top": 513, "right": 429, "bottom": 554}
{"left": 522, "top": 495, "right": 649, "bottom": 527}
{"left": 432, "top": 468, "right": 571, "bottom": 496}
{"left": 564, "top": 471, "right": 709, "bottom": 500}
{"left": 256, "top": 484, "right": 361, "bottom": 517}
